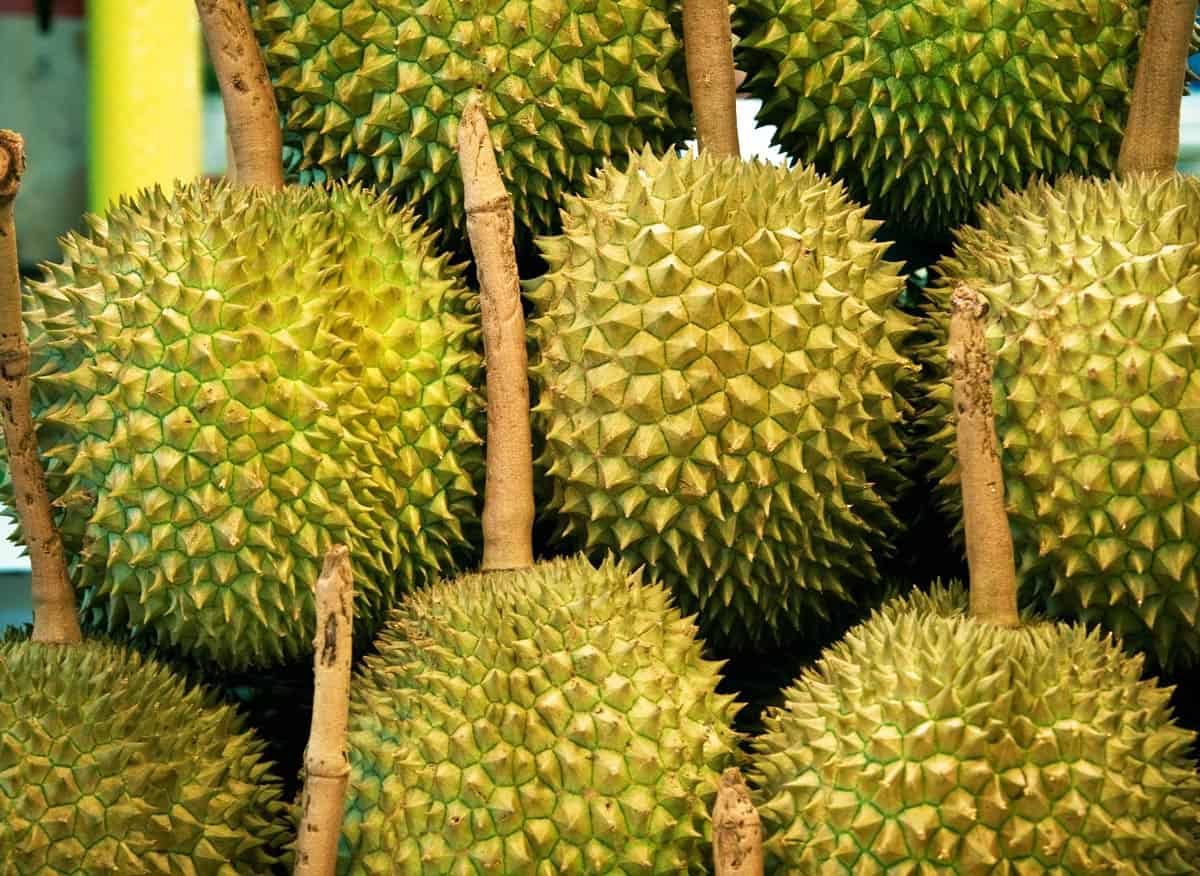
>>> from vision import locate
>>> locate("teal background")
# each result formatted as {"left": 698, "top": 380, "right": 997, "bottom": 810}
{"left": 1178, "top": 91, "right": 1200, "bottom": 175}
{"left": 1, "top": 573, "right": 32, "bottom": 631}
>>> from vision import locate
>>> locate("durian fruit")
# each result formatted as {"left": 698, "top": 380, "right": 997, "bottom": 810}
{"left": 9, "top": 179, "right": 484, "bottom": 670}
{"left": 340, "top": 554, "right": 742, "bottom": 874}
{"left": 0, "top": 639, "right": 290, "bottom": 874}
{"left": 750, "top": 583, "right": 1200, "bottom": 873}
{"left": 921, "top": 173, "right": 1200, "bottom": 668}
{"left": 250, "top": 0, "right": 693, "bottom": 246}
{"left": 529, "top": 148, "right": 919, "bottom": 646}
{"left": 734, "top": 0, "right": 1148, "bottom": 233}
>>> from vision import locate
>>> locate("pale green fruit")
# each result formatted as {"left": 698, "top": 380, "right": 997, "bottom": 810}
{"left": 529, "top": 148, "right": 919, "bottom": 647}
{"left": 339, "top": 555, "right": 742, "bottom": 874}
{"left": 752, "top": 584, "right": 1200, "bottom": 874}
{"left": 0, "top": 640, "right": 289, "bottom": 874}
{"left": 7, "top": 180, "right": 484, "bottom": 670}
{"left": 251, "top": 0, "right": 692, "bottom": 247}
{"left": 735, "top": 0, "right": 1147, "bottom": 233}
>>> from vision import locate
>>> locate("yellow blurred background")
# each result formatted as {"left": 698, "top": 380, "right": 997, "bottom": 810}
{"left": 0, "top": 1, "right": 221, "bottom": 271}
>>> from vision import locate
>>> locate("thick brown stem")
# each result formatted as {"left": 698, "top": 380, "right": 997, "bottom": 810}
{"left": 1118, "top": 0, "right": 1198, "bottom": 174}
{"left": 294, "top": 545, "right": 354, "bottom": 876}
{"left": 949, "top": 285, "right": 1019, "bottom": 628}
{"left": 682, "top": 0, "right": 741, "bottom": 157}
{"left": 0, "top": 132, "right": 81, "bottom": 645}
{"left": 458, "top": 92, "right": 535, "bottom": 571}
{"left": 195, "top": 0, "right": 284, "bottom": 188}
{"left": 713, "top": 768, "right": 763, "bottom": 876}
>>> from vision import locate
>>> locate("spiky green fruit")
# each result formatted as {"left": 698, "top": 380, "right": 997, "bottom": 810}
{"left": 9, "top": 180, "right": 483, "bottom": 670}
{"left": 528, "top": 149, "right": 918, "bottom": 646}
{"left": 751, "top": 583, "right": 1200, "bottom": 874}
{"left": 734, "top": 0, "right": 1147, "bottom": 233}
{"left": 0, "top": 640, "right": 289, "bottom": 874}
{"left": 251, "top": 0, "right": 692, "bottom": 247}
{"left": 922, "top": 173, "right": 1200, "bottom": 669}
{"left": 340, "top": 554, "right": 741, "bottom": 874}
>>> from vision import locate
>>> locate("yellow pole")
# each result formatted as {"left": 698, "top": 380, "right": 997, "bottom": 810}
{"left": 88, "top": 1, "right": 203, "bottom": 212}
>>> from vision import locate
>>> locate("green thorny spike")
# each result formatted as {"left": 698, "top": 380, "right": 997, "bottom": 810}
{"left": 920, "top": 173, "right": 1200, "bottom": 670}
{"left": 251, "top": 0, "right": 692, "bottom": 253}
{"left": 734, "top": 0, "right": 1148, "bottom": 234}
{"left": 2, "top": 179, "right": 485, "bottom": 670}
{"left": 528, "top": 149, "right": 921, "bottom": 648}
{"left": 0, "top": 639, "right": 290, "bottom": 874}
{"left": 339, "top": 555, "right": 743, "bottom": 875}
{"left": 750, "top": 584, "right": 1200, "bottom": 874}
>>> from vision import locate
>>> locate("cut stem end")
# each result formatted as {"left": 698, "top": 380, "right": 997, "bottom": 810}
{"left": 949, "top": 284, "right": 1020, "bottom": 629}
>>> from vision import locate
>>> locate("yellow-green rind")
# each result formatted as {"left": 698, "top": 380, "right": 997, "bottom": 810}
{"left": 340, "top": 554, "right": 742, "bottom": 874}
{"left": 251, "top": 0, "right": 692, "bottom": 248}
{"left": 0, "top": 640, "right": 289, "bottom": 874}
{"left": 529, "top": 149, "right": 919, "bottom": 647}
{"left": 734, "top": 0, "right": 1146, "bottom": 234}
{"left": 7, "top": 180, "right": 484, "bottom": 670}
{"left": 751, "top": 583, "right": 1200, "bottom": 874}
{"left": 921, "top": 173, "right": 1200, "bottom": 669}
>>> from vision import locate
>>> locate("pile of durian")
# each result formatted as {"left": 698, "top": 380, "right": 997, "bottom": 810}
{"left": 3, "top": 0, "right": 1200, "bottom": 873}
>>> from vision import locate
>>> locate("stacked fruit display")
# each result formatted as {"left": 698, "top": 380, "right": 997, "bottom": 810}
{"left": 2, "top": 0, "right": 1200, "bottom": 873}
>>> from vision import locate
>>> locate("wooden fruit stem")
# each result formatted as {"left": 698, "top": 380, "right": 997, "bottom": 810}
{"left": 1118, "top": 0, "right": 1198, "bottom": 174}
{"left": 294, "top": 545, "right": 354, "bottom": 876}
{"left": 682, "top": 0, "right": 741, "bottom": 157}
{"left": 949, "top": 284, "right": 1019, "bottom": 628}
{"left": 458, "top": 92, "right": 535, "bottom": 571}
{"left": 712, "top": 768, "right": 764, "bottom": 876}
{"left": 195, "top": 0, "right": 284, "bottom": 188}
{"left": 0, "top": 131, "right": 81, "bottom": 646}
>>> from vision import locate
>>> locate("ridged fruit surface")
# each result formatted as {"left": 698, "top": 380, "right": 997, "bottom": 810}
{"left": 0, "top": 640, "right": 288, "bottom": 874}
{"left": 751, "top": 584, "right": 1200, "bottom": 874}
{"left": 340, "top": 554, "right": 741, "bottom": 874}
{"left": 529, "top": 149, "right": 918, "bottom": 647}
{"left": 923, "top": 173, "right": 1200, "bottom": 669}
{"left": 734, "top": 0, "right": 1146, "bottom": 233}
{"left": 9, "top": 180, "right": 483, "bottom": 670}
{"left": 251, "top": 0, "right": 692, "bottom": 246}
